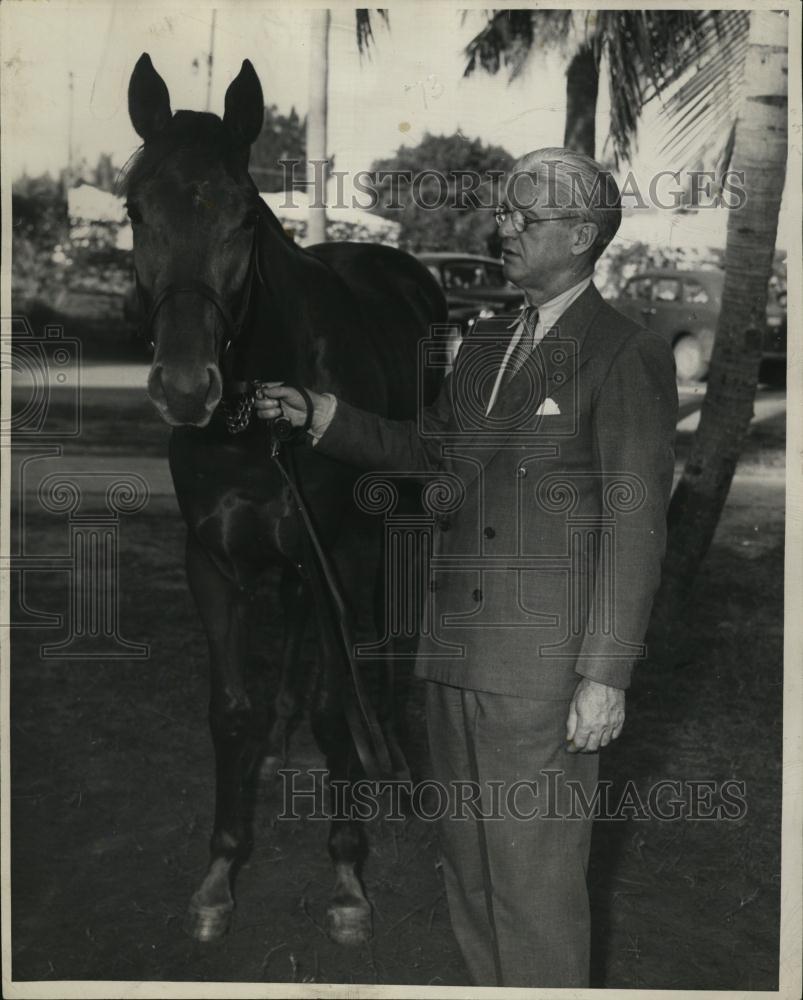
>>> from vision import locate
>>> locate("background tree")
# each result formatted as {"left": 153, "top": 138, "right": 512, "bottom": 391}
{"left": 369, "top": 131, "right": 514, "bottom": 253}
{"left": 249, "top": 104, "right": 307, "bottom": 192}
{"left": 88, "top": 153, "right": 117, "bottom": 193}
{"left": 11, "top": 171, "right": 69, "bottom": 306}
{"left": 12, "top": 172, "right": 68, "bottom": 241}
{"left": 462, "top": 9, "right": 748, "bottom": 164}
{"left": 654, "top": 9, "right": 788, "bottom": 622}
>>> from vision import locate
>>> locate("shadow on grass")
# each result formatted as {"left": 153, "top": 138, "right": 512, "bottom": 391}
{"left": 13, "top": 299, "right": 150, "bottom": 364}
{"left": 589, "top": 536, "right": 783, "bottom": 989}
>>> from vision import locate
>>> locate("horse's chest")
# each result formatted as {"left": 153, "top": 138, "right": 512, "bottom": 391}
{"left": 170, "top": 440, "right": 300, "bottom": 564}
{"left": 223, "top": 493, "right": 304, "bottom": 565}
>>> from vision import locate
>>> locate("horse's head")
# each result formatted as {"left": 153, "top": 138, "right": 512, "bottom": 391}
{"left": 126, "top": 53, "right": 264, "bottom": 427}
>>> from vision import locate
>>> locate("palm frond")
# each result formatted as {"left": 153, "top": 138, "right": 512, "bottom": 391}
{"left": 599, "top": 10, "right": 732, "bottom": 165}
{"left": 463, "top": 9, "right": 572, "bottom": 81}
{"left": 652, "top": 10, "right": 749, "bottom": 176}
{"left": 462, "top": 8, "right": 749, "bottom": 171}
{"left": 356, "top": 9, "right": 390, "bottom": 55}
{"left": 598, "top": 11, "right": 650, "bottom": 164}
{"left": 602, "top": 10, "right": 748, "bottom": 167}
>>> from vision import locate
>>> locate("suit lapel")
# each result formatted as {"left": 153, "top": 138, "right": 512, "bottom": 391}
{"left": 448, "top": 316, "right": 513, "bottom": 431}
{"left": 450, "top": 284, "right": 606, "bottom": 484}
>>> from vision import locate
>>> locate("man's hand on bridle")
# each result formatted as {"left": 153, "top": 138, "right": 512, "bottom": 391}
{"left": 255, "top": 382, "right": 323, "bottom": 426}
{"left": 566, "top": 677, "right": 625, "bottom": 753}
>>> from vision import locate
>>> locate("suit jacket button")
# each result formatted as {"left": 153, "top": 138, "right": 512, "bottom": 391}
{"left": 472, "top": 588, "right": 482, "bottom": 602}
{"left": 483, "top": 526, "right": 495, "bottom": 539}
{"left": 517, "top": 466, "right": 528, "bottom": 478}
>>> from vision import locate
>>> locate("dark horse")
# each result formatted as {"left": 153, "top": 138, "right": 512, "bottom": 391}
{"left": 125, "top": 54, "right": 446, "bottom": 944}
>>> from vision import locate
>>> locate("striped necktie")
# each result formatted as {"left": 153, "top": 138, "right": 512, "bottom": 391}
{"left": 500, "top": 305, "right": 539, "bottom": 387}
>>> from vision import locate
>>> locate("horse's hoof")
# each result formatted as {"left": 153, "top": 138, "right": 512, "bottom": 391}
{"left": 326, "top": 900, "right": 373, "bottom": 946}
{"left": 184, "top": 896, "right": 234, "bottom": 942}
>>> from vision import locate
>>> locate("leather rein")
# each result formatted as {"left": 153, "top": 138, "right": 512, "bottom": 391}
{"left": 134, "top": 232, "right": 406, "bottom": 783}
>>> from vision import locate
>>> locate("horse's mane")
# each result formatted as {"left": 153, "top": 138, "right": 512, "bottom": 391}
{"left": 118, "top": 111, "right": 255, "bottom": 200}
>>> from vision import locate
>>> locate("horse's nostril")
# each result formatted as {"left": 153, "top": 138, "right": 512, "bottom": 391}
{"left": 147, "top": 364, "right": 167, "bottom": 405}
{"left": 147, "top": 362, "right": 220, "bottom": 425}
{"left": 205, "top": 366, "right": 222, "bottom": 407}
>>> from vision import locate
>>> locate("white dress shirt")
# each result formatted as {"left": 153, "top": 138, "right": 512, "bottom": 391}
{"left": 485, "top": 275, "right": 592, "bottom": 414}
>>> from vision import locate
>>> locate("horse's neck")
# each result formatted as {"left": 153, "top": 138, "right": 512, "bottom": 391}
{"left": 236, "top": 226, "right": 333, "bottom": 384}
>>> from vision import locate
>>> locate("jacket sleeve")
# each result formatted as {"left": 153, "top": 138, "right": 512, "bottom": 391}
{"left": 574, "top": 331, "right": 678, "bottom": 689}
{"left": 313, "top": 371, "right": 454, "bottom": 475}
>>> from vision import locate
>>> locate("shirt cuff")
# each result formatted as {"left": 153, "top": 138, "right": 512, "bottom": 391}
{"left": 308, "top": 392, "right": 337, "bottom": 445}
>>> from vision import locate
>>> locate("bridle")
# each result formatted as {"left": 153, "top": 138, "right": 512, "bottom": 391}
{"left": 134, "top": 227, "right": 266, "bottom": 434}
{"left": 134, "top": 227, "right": 262, "bottom": 360}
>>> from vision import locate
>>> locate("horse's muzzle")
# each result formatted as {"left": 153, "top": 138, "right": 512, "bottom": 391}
{"left": 147, "top": 363, "right": 223, "bottom": 427}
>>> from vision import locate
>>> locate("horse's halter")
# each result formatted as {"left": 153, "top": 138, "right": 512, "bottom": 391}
{"left": 134, "top": 225, "right": 262, "bottom": 362}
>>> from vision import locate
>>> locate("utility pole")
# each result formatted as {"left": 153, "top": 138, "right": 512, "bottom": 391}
{"left": 306, "top": 10, "right": 330, "bottom": 244}
{"left": 205, "top": 10, "right": 217, "bottom": 112}
{"left": 66, "top": 70, "right": 75, "bottom": 191}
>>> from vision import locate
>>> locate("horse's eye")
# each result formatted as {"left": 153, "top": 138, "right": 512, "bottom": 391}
{"left": 125, "top": 202, "right": 142, "bottom": 225}
{"left": 242, "top": 208, "right": 259, "bottom": 230}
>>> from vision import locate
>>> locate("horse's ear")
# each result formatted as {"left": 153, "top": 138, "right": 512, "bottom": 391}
{"left": 223, "top": 60, "right": 264, "bottom": 147}
{"left": 128, "top": 53, "right": 172, "bottom": 142}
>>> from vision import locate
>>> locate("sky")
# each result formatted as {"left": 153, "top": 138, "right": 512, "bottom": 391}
{"left": 2, "top": 3, "right": 598, "bottom": 182}
{"left": 1, "top": 1, "right": 791, "bottom": 252}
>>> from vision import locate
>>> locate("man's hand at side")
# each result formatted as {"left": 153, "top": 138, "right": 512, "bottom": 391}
{"left": 565, "top": 677, "right": 625, "bottom": 753}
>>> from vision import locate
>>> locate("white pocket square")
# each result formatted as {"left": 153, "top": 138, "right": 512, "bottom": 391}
{"left": 535, "top": 397, "right": 561, "bottom": 416}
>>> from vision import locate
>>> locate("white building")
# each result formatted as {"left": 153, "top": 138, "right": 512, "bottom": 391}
{"left": 259, "top": 190, "right": 400, "bottom": 247}
{"left": 65, "top": 183, "right": 400, "bottom": 254}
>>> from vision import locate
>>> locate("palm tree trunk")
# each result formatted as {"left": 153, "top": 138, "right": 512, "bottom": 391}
{"left": 652, "top": 10, "right": 788, "bottom": 624}
{"left": 307, "top": 10, "right": 330, "bottom": 244}
{"left": 563, "top": 43, "right": 599, "bottom": 158}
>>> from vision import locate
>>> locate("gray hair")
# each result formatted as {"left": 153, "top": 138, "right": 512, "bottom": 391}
{"left": 510, "top": 147, "right": 622, "bottom": 260}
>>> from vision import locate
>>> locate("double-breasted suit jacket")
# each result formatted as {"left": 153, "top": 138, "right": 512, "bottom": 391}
{"left": 316, "top": 283, "right": 678, "bottom": 701}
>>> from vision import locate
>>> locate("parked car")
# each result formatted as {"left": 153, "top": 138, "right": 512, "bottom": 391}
{"left": 417, "top": 252, "right": 525, "bottom": 333}
{"left": 614, "top": 268, "right": 787, "bottom": 382}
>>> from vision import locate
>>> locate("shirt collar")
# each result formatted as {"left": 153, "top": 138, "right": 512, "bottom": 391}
{"left": 508, "top": 275, "right": 593, "bottom": 330}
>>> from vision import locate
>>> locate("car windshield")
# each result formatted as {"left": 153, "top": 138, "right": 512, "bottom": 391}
{"left": 484, "top": 264, "right": 506, "bottom": 288}
{"left": 684, "top": 280, "right": 710, "bottom": 304}
{"left": 442, "top": 263, "right": 487, "bottom": 290}
{"left": 625, "top": 278, "right": 652, "bottom": 300}
{"left": 652, "top": 278, "right": 681, "bottom": 302}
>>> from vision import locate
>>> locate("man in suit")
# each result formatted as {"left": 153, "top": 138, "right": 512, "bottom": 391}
{"left": 256, "top": 148, "right": 678, "bottom": 987}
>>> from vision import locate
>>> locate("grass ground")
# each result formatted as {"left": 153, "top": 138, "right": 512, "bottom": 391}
{"left": 8, "top": 352, "right": 785, "bottom": 990}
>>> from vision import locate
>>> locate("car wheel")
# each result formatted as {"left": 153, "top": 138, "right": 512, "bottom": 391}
{"left": 673, "top": 335, "right": 706, "bottom": 383}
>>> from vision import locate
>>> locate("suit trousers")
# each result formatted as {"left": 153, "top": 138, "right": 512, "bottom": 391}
{"left": 425, "top": 680, "right": 599, "bottom": 988}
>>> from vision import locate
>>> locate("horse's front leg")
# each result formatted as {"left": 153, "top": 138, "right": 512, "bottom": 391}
{"left": 261, "top": 565, "right": 310, "bottom": 780}
{"left": 184, "top": 530, "right": 260, "bottom": 942}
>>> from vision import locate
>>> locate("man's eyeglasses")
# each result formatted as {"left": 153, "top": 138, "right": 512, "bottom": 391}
{"left": 495, "top": 206, "right": 579, "bottom": 233}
